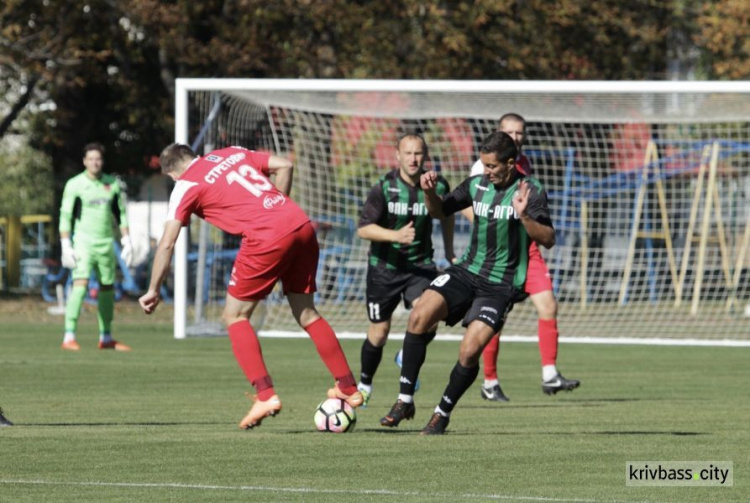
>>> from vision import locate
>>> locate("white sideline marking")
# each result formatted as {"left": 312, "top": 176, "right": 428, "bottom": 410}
{"left": 0, "top": 479, "right": 645, "bottom": 502}
{"left": 260, "top": 330, "right": 750, "bottom": 347}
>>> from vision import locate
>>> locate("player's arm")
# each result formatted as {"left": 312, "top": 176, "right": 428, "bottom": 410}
{"left": 458, "top": 176, "right": 476, "bottom": 223}
{"left": 112, "top": 180, "right": 134, "bottom": 265}
{"left": 420, "top": 171, "right": 447, "bottom": 219}
{"left": 267, "top": 155, "right": 293, "bottom": 196}
{"left": 520, "top": 214, "right": 554, "bottom": 249}
{"left": 427, "top": 175, "right": 472, "bottom": 221}
{"left": 513, "top": 180, "right": 555, "bottom": 249}
{"left": 460, "top": 164, "right": 483, "bottom": 224}
{"left": 112, "top": 180, "right": 130, "bottom": 238}
{"left": 436, "top": 178, "right": 456, "bottom": 262}
{"left": 459, "top": 206, "right": 473, "bottom": 223}
{"left": 58, "top": 180, "right": 81, "bottom": 268}
{"left": 357, "top": 182, "right": 414, "bottom": 244}
{"left": 58, "top": 180, "right": 77, "bottom": 241}
{"left": 358, "top": 223, "right": 415, "bottom": 244}
{"left": 140, "top": 179, "right": 198, "bottom": 314}
{"left": 439, "top": 213, "right": 455, "bottom": 263}
{"left": 139, "top": 219, "right": 182, "bottom": 314}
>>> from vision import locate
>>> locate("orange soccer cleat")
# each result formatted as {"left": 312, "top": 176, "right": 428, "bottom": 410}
{"left": 326, "top": 383, "right": 364, "bottom": 408}
{"left": 98, "top": 340, "right": 132, "bottom": 351}
{"left": 239, "top": 394, "right": 282, "bottom": 430}
{"left": 61, "top": 340, "right": 81, "bottom": 351}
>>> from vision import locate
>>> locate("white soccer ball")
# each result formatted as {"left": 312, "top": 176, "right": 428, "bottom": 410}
{"left": 314, "top": 398, "right": 356, "bottom": 433}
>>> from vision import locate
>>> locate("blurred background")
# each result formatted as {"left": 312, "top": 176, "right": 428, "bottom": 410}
{"left": 0, "top": 1, "right": 747, "bottom": 340}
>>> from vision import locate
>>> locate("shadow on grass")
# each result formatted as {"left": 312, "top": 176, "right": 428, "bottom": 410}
{"left": 582, "top": 430, "right": 706, "bottom": 436}
{"left": 353, "top": 429, "right": 706, "bottom": 436}
{"left": 19, "top": 421, "right": 227, "bottom": 427}
{"left": 249, "top": 428, "right": 706, "bottom": 437}
{"left": 462, "top": 397, "right": 651, "bottom": 410}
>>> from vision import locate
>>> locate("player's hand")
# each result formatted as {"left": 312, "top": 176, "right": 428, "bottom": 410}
{"left": 512, "top": 181, "right": 530, "bottom": 217}
{"left": 395, "top": 221, "right": 416, "bottom": 244}
{"left": 61, "top": 238, "right": 78, "bottom": 269}
{"left": 120, "top": 236, "right": 133, "bottom": 267}
{"left": 420, "top": 171, "right": 438, "bottom": 192}
{"left": 139, "top": 289, "right": 161, "bottom": 315}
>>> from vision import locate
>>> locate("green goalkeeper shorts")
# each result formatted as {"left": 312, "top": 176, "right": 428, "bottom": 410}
{"left": 71, "top": 238, "right": 117, "bottom": 285}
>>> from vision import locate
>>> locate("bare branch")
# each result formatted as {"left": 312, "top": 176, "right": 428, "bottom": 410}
{"left": 0, "top": 75, "right": 39, "bottom": 137}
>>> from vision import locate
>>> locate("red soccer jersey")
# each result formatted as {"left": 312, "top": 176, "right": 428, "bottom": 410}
{"left": 167, "top": 146, "right": 310, "bottom": 251}
{"left": 516, "top": 153, "right": 532, "bottom": 176}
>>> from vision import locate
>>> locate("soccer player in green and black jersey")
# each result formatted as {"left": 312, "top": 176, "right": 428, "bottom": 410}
{"left": 356, "top": 133, "right": 455, "bottom": 405}
{"left": 380, "top": 131, "right": 555, "bottom": 434}
{"left": 59, "top": 143, "right": 133, "bottom": 351}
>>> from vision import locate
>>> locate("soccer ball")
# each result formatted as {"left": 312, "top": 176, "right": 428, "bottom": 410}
{"left": 313, "top": 398, "right": 356, "bottom": 433}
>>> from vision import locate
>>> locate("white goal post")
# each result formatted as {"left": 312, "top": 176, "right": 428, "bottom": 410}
{"left": 172, "top": 79, "right": 750, "bottom": 343}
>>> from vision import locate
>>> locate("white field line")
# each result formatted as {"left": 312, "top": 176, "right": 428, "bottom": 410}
{"left": 259, "top": 330, "right": 750, "bottom": 347}
{"left": 0, "top": 479, "right": 654, "bottom": 503}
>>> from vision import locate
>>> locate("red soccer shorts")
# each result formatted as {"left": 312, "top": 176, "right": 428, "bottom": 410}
{"left": 524, "top": 242, "right": 553, "bottom": 295}
{"left": 228, "top": 221, "right": 319, "bottom": 301}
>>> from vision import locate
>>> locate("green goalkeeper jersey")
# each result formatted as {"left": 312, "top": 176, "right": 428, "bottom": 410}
{"left": 59, "top": 172, "right": 129, "bottom": 243}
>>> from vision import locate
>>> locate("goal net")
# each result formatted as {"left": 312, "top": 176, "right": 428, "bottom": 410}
{"left": 173, "top": 80, "right": 750, "bottom": 343}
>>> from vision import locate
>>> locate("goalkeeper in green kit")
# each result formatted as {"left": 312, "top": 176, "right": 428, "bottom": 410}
{"left": 59, "top": 142, "right": 132, "bottom": 351}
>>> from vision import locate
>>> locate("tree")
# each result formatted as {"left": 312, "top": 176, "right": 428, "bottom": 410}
{"left": 0, "top": 0, "right": 735, "bottom": 202}
{"left": 0, "top": 138, "right": 54, "bottom": 216}
{"left": 695, "top": 0, "right": 750, "bottom": 78}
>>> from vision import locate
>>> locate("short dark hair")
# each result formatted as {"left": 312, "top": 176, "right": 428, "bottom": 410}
{"left": 498, "top": 113, "right": 526, "bottom": 127}
{"left": 83, "top": 142, "right": 105, "bottom": 157}
{"left": 397, "top": 132, "right": 428, "bottom": 158}
{"left": 480, "top": 131, "right": 517, "bottom": 162}
{"left": 159, "top": 143, "right": 197, "bottom": 174}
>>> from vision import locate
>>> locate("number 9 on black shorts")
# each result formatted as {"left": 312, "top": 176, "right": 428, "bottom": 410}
{"left": 427, "top": 265, "right": 527, "bottom": 333}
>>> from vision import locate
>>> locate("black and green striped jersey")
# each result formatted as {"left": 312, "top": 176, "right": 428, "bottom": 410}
{"left": 441, "top": 174, "right": 552, "bottom": 287}
{"left": 359, "top": 169, "right": 450, "bottom": 270}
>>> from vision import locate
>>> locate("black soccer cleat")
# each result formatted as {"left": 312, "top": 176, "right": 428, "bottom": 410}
{"left": 480, "top": 384, "right": 510, "bottom": 402}
{"left": 542, "top": 373, "right": 581, "bottom": 395}
{"left": 380, "top": 399, "right": 415, "bottom": 427}
{"left": 0, "top": 407, "right": 13, "bottom": 427}
{"left": 420, "top": 412, "right": 450, "bottom": 435}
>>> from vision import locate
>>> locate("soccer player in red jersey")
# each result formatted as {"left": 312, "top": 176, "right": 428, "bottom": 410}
{"left": 139, "top": 144, "right": 363, "bottom": 429}
{"left": 468, "top": 114, "right": 580, "bottom": 400}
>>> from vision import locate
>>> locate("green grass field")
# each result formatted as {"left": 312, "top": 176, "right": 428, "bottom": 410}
{"left": 0, "top": 300, "right": 747, "bottom": 502}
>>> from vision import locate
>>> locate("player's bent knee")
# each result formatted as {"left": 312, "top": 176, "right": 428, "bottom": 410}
{"left": 458, "top": 336, "right": 484, "bottom": 366}
{"left": 298, "top": 312, "right": 321, "bottom": 329}
{"left": 221, "top": 304, "right": 255, "bottom": 327}
{"left": 406, "top": 306, "right": 433, "bottom": 333}
{"left": 367, "top": 323, "right": 390, "bottom": 346}
{"left": 532, "top": 291, "right": 557, "bottom": 319}
{"left": 458, "top": 348, "right": 481, "bottom": 368}
{"left": 537, "top": 300, "right": 557, "bottom": 319}
{"left": 220, "top": 311, "right": 242, "bottom": 327}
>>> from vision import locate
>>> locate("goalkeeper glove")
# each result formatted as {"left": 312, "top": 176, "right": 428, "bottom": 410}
{"left": 120, "top": 236, "right": 133, "bottom": 267}
{"left": 61, "top": 238, "right": 78, "bottom": 269}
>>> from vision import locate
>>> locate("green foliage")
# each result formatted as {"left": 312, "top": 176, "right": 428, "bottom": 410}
{"left": 0, "top": 138, "right": 54, "bottom": 216}
{"left": 695, "top": 0, "right": 750, "bottom": 78}
{"left": 0, "top": 0, "right": 745, "bottom": 203}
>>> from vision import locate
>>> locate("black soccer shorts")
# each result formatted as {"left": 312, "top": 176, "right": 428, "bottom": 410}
{"left": 426, "top": 265, "right": 526, "bottom": 332}
{"left": 365, "top": 264, "right": 437, "bottom": 323}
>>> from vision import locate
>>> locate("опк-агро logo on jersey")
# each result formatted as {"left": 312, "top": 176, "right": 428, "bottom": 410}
{"left": 263, "top": 193, "right": 286, "bottom": 209}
